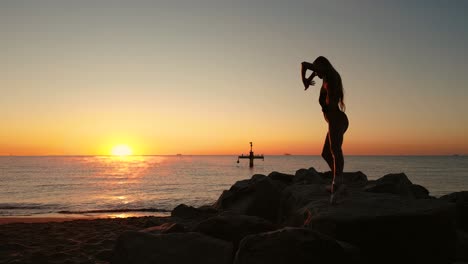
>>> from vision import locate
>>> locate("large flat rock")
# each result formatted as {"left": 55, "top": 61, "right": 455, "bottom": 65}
{"left": 300, "top": 192, "right": 457, "bottom": 264}
{"left": 111, "top": 231, "right": 232, "bottom": 264}
{"left": 234, "top": 227, "right": 348, "bottom": 264}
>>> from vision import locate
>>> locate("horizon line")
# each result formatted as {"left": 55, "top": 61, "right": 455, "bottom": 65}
{"left": 0, "top": 154, "right": 466, "bottom": 157}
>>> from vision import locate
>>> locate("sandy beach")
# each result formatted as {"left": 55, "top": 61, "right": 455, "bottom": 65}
{"left": 0, "top": 217, "right": 93, "bottom": 225}
{"left": 0, "top": 216, "right": 170, "bottom": 264}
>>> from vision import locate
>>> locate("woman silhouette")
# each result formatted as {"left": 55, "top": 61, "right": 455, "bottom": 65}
{"left": 301, "top": 56, "right": 349, "bottom": 204}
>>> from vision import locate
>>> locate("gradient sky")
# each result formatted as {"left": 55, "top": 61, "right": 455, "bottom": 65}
{"left": 1, "top": 0, "right": 467, "bottom": 155}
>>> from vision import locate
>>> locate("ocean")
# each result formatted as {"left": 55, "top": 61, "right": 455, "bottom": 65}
{"left": 1, "top": 155, "right": 467, "bottom": 218}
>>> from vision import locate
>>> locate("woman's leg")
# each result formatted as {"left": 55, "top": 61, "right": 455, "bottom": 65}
{"left": 321, "top": 132, "right": 334, "bottom": 172}
{"left": 328, "top": 113, "right": 348, "bottom": 203}
{"left": 328, "top": 129, "right": 344, "bottom": 187}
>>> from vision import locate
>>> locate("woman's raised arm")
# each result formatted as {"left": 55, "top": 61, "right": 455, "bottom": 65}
{"left": 301, "top": 61, "right": 316, "bottom": 90}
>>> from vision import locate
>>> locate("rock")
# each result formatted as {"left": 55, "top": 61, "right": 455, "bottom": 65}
{"left": 161, "top": 170, "right": 462, "bottom": 264}
{"left": 456, "top": 230, "right": 468, "bottom": 261}
{"left": 278, "top": 184, "right": 328, "bottom": 225}
{"left": 95, "top": 249, "right": 113, "bottom": 261}
{"left": 268, "top": 171, "right": 294, "bottom": 184}
{"left": 140, "top": 222, "right": 187, "bottom": 234}
{"left": 317, "top": 171, "right": 368, "bottom": 187}
{"left": 213, "top": 175, "right": 285, "bottom": 222}
{"left": 230, "top": 174, "right": 266, "bottom": 191}
{"left": 294, "top": 168, "right": 323, "bottom": 184}
{"left": 440, "top": 191, "right": 468, "bottom": 232}
{"left": 341, "top": 171, "right": 368, "bottom": 186}
{"left": 278, "top": 172, "right": 368, "bottom": 225}
{"left": 171, "top": 204, "right": 196, "bottom": 218}
{"left": 171, "top": 204, "right": 218, "bottom": 219}
{"left": 319, "top": 170, "right": 333, "bottom": 180}
{"left": 29, "top": 252, "right": 49, "bottom": 263}
{"left": 192, "top": 215, "right": 277, "bottom": 252}
{"left": 365, "top": 179, "right": 429, "bottom": 199}
{"left": 365, "top": 173, "right": 414, "bottom": 197}
{"left": 336, "top": 240, "right": 361, "bottom": 263}
{"left": 410, "top": 184, "right": 431, "bottom": 199}
{"left": 301, "top": 191, "right": 457, "bottom": 264}
{"left": 111, "top": 231, "right": 232, "bottom": 264}
{"left": 234, "top": 227, "right": 348, "bottom": 264}
{"left": 0, "top": 243, "right": 28, "bottom": 251}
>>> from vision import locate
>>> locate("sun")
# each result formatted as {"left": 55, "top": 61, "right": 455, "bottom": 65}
{"left": 111, "top": 144, "right": 133, "bottom": 156}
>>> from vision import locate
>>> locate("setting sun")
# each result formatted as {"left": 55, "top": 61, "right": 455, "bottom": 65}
{"left": 111, "top": 145, "right": 133, "bottom": 156}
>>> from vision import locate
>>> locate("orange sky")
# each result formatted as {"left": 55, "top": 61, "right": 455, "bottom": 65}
{"left": 1, "top": 1, "right": 467, "bottom": 156}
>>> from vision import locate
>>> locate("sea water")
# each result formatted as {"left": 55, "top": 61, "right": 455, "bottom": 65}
{"left": 0, "top": 155, "right": 467, "bottom": 218}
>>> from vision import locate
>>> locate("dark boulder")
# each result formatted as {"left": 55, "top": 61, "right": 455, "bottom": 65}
{"left": 341, "top": 171, "right": 368, "bottom": 186}
{"left": 171, "top": 204, "right": 218, "bottom": 219}
{"left": 140, "top": 222, "right": 187, "bottom": 234}
{"left": 192, "top": 214, "right": 277, "bottom": 254}
{"left": 192, "top": 214, "right": 276, "bottom": 242}
{"left": 301, "top": 191, "right": 457, "bottom": 264}
{"left": 213, "top": 175, "right": 285, "bottom": 222}
{"left": 294, "top": 167, "right": 323, "bottom": 184}
{"left": 111, "top": 231, "right": 232, "bottom": 264}
{"left": 278, "top": 184, "right": 328, "bottom": 225}
{"left": 278, "top": 172, "right": 368, "bottom": 226}
{"left": 230, "top": 174, "right": 266, "bottom": 191}
{"left": 456, "top": 230, "right": 468, "bottom": 261}
{"left": 234, "top": 227, "right": 348, "bottom": 264}
{"left": 268, "top": 171, "right": 294, "bottom": 184}
{"left": 440, "top": 191, "right": 468, "bottom": 232}
{"left": 410, "top": 184, "right": 431, "bottom": 199}
{"left": 319, "top": 170, "right": 333, "bottom": 180}
{"left": 318, "top": 171, "right": 368, "bottom": 186}
{"left": 365, "top": 173, "right": 414, "bottom": 197}
{"left": 365, "top": 173, "right": 430, "bottom": 199}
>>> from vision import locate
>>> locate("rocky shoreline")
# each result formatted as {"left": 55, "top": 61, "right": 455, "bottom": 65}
{"left": 113, "top": 168, "right": 468, "bottom": 264}
{"left": 1, "top": 168, "right": 467, "bottom": 264}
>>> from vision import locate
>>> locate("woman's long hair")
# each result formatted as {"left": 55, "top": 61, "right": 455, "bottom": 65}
{"left": 314, "top": 56, "right": 346, "bottom": 112}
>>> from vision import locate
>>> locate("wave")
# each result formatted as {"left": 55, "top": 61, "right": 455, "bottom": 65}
{"left": 0, "top": 203, "right": 57, "bottom": 210}
{"left": 57, "top": 208, "right": 171, "bottom": 215}
{"left": 0, "top": 203, "right": 171, "bottom": 217}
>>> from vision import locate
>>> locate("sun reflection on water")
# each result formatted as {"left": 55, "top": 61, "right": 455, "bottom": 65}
{"left": 109, "top": 213, "right": 132, "bottom": 218}
{"left": 80, "top": 156, "right": 170, "bottom": 218}
{"left": 95, "top": 155, "right": 164, "bottom": 179}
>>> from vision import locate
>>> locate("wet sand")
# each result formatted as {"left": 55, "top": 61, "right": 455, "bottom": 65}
{"left": 0, "top": 216, "right": 170, "bottom": 263}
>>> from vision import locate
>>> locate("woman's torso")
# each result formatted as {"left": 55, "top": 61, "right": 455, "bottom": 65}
{"left": 319, "top": 82, "right": 347, "bottom": 124}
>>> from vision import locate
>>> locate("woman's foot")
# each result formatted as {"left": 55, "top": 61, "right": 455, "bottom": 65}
{"left": 330, "top": 193, "right": 337, "bottom": 205}
{"left": 330, "top": 184, "right": 347, "bottom": 205}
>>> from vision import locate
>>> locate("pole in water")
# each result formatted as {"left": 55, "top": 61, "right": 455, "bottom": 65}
{"left": 237, "top": 142, "right": 264, "bottom": 168}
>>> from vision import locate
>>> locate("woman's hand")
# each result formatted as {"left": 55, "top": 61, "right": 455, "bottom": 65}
{"left": 308, "top": 77, "right": 316, "bottom": 87}
{"left": 301, "top": 62, "right": 310, "bottom": 89}
{"left": 304, "top": 74, "right": 316, "bottom": 90}
{"left": 301, "top": 61, "right": 316, "bottom": 90}
{"left": 302, "top": 72, "right": 316, "bottom": 90}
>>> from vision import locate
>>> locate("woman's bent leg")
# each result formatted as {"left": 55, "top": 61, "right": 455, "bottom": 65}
{"left": 321, "top": 132, "right": 334, "bottom": 172}
{"left": 329, "top": 129, "right": 344, "bottom": 185}
{"left": 328, "top": 114, "right": 347, "bottom": 204}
